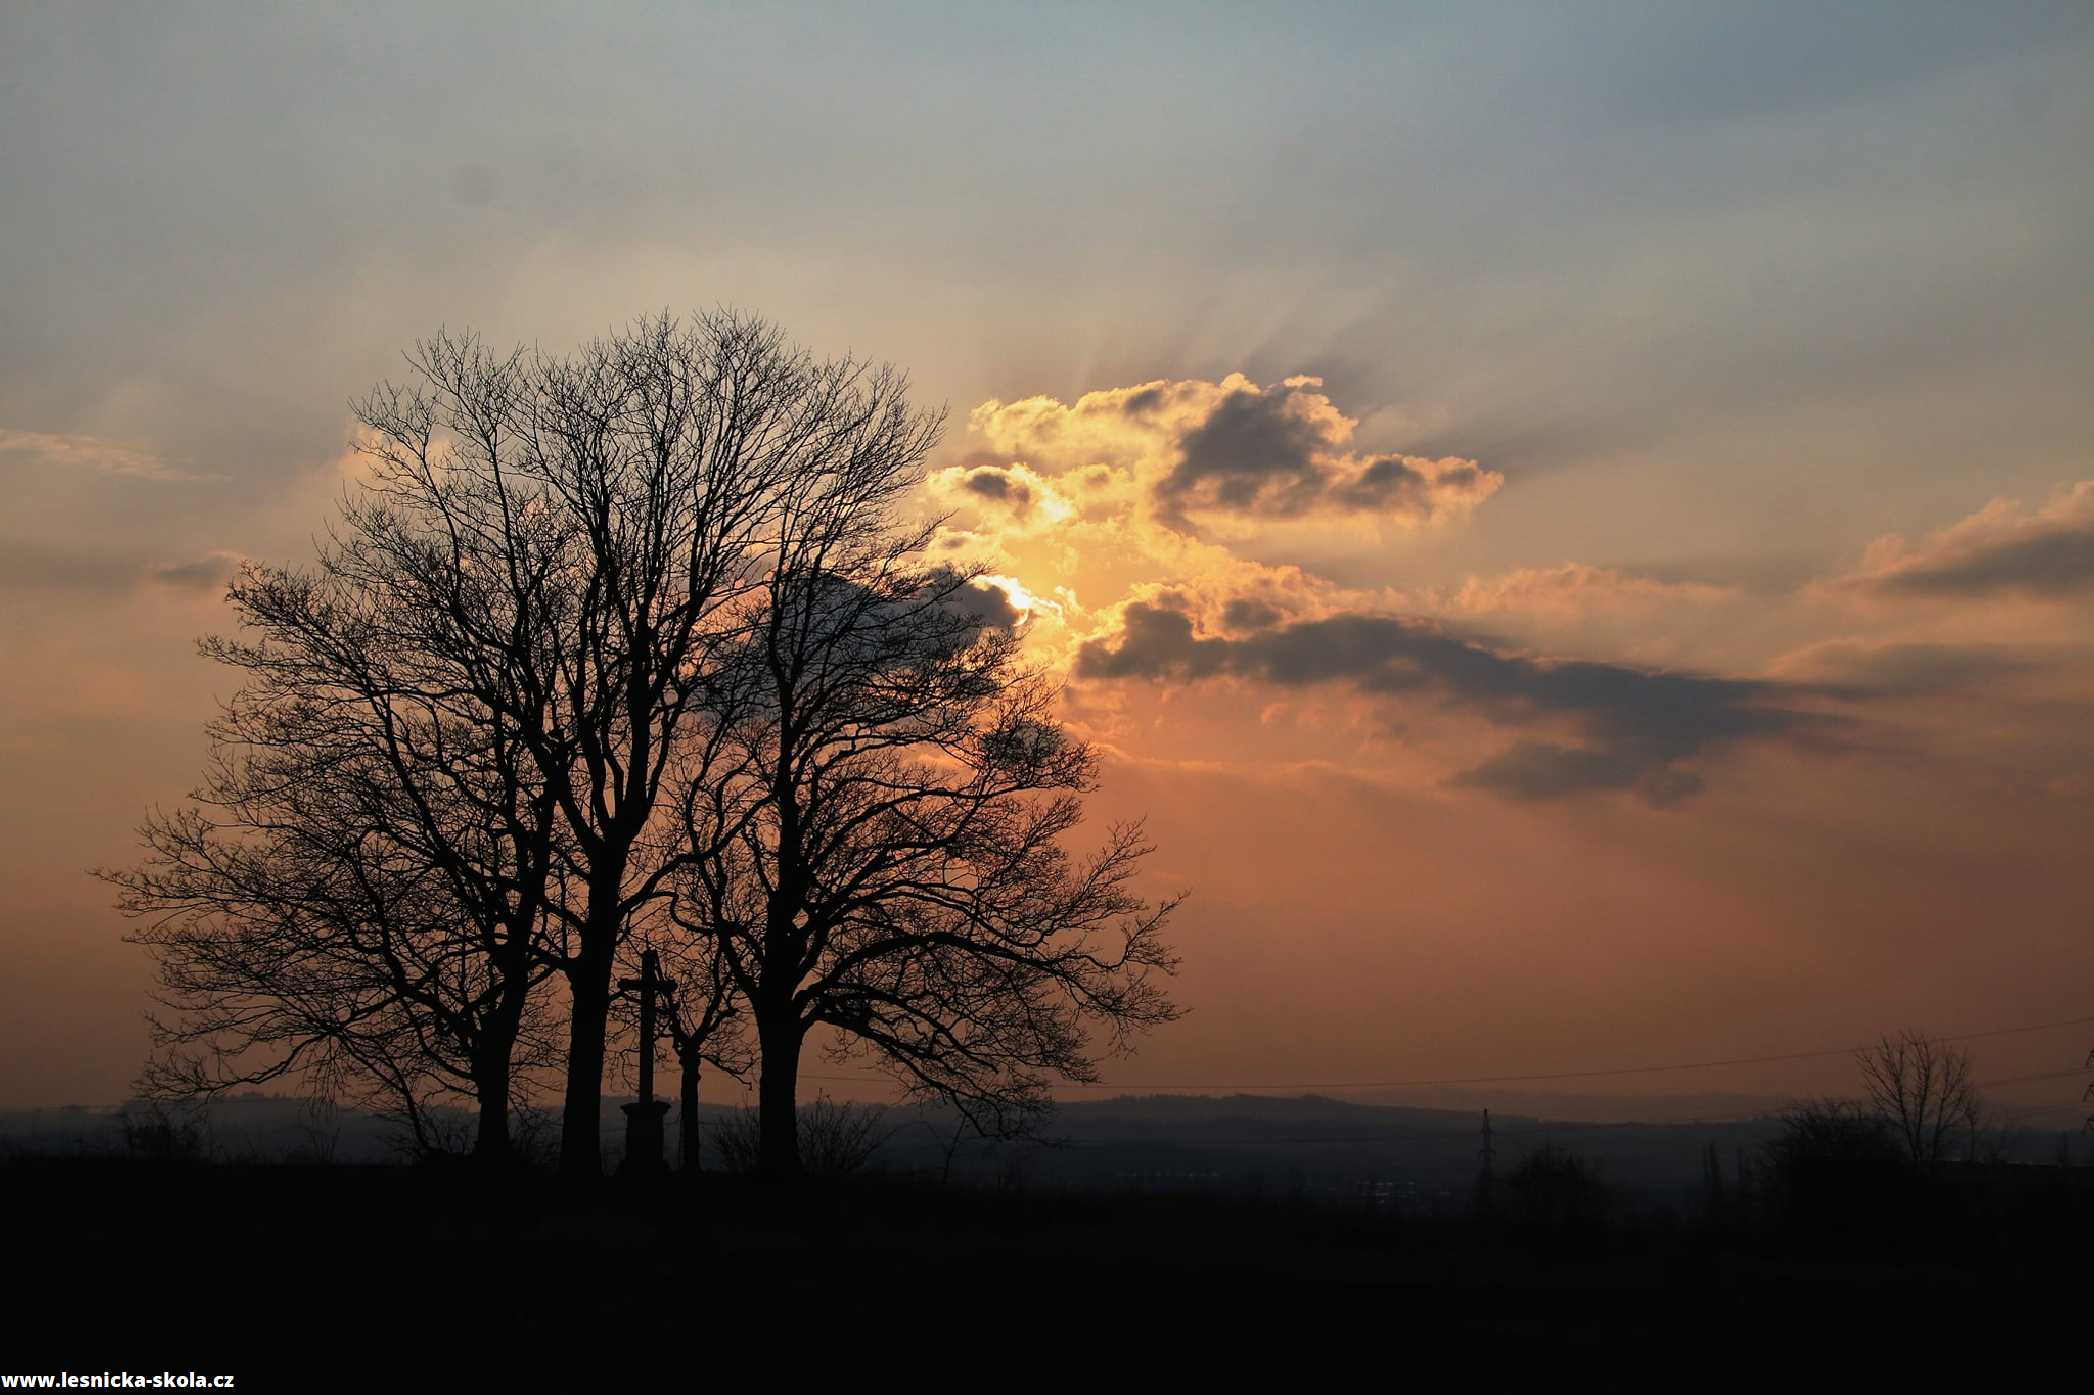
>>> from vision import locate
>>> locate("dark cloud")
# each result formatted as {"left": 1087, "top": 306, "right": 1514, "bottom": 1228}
{"left": 1076, "top": 602, "right": 1816, "bottom": 805}
{"left": 1330, "top": 456, "right": 1483, "bottom": 513}
{"left": 1159, "top": 387, "right": 1326, "bottom": 516}
{"left": 1220, "top": 597, "right": 1283, "bottom": 632}
{"left": 939, "top": 463, "right": 1048, "bottom": 522}
{"left": 777, "top": 569, "right": 1023, "bottom": 684}
{"left": 1449, "top": 741, "right": 1706, "bottom": 807}
{"left": 1788, "top": 641, "right": 2045, "bottom": 694}
{"left": 948, "top": 577, "right": 1023, "bottom": 632}
{"left": 1149, "top": 381, "right": 1497, "bottom": 530}
{"left": 960, "top": 467, "right": 1029, "bottom": 505}
{"left": 1122, "top": 385, "right": 1167, "bottom": 415}
{"left": 1873, "top": 527, "right": 2094, "bottom": 598}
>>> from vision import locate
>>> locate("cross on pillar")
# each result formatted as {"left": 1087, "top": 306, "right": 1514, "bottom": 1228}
{"left": 617, "top": 948, "right": 675, "bottom": 1177}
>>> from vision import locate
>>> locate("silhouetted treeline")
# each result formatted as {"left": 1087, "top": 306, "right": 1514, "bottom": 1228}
{"left": 101, "top": 311, "right": 1179, "bottom": 1178}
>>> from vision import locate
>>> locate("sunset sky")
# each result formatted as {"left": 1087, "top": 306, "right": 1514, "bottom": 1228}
{"left": 4, "top": 3, "right": 2091, "bottom": 1117}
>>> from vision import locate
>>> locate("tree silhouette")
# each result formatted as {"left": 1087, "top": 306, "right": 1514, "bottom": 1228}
{"left": 111, "top": 309, "right": 1176, "bottom": 1175}
{"left": 1856, "top": 1029, "right": 1981, "bottom": 1170}
{"left": 674, "top": 509, "right": 1182, "bottom": 1174}
{"left": 340, "top": 312, "right": 940, "bottom": 1175}
{"left": 104, "top": 574, "right": 567, "bottom": 1160}
{"left": 114, "top": 311, "right": 976, "bottom": 1174}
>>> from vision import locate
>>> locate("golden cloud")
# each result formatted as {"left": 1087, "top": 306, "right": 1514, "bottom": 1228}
{"left": 967, "top": 374, "right": 1502, "bottom": 534}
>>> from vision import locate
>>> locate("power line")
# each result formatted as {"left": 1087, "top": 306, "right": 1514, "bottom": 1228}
{"left": 788, "top": 1012, "right": 2094, "bottom": 1095}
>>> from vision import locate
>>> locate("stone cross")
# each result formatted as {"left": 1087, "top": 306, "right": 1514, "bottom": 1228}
{"left": 617, "top": 948, "right": 675, "bottom": 1176}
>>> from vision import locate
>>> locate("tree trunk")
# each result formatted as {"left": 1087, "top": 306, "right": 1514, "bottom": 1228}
{"left": 679, "top": 1052, "right": 701, "bottom": 1174}
{"left": 472, "top": 972, "right": 530, "bottom": 1165}
{"left": 558, "top": 942, "right": 615, "bottom": 1178}
{"left": 471, "top": 1051, "right": 513, "bottom": 1164}
{"left": 757, "top": 1012, "right": 803, "bottom": 1177}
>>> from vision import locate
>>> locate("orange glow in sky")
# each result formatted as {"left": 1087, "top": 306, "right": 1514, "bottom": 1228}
{"left": 5, "top": 4, "right": 2092, "bottom": 1121}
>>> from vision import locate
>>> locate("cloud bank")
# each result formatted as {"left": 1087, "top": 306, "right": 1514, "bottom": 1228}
{"left": 1075, "top": 598, "right": 1816, "bottom": 806}
{"left": 1833, "top": 481, "right": 2094, "bottom": 599}
{"left": 936, "top": 379, "right": 2088, "bottom": 811}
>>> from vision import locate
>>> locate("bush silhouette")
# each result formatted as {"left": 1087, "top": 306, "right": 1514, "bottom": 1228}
{"left": 712, "top": 1097, "right": 889, "bottom": 1177}
{"left": 1504, "top": 1145, "right": 1612, "bottom": 1230}
{"left": 1766, "top": 1098, "right": 1912, "bottom": 1232}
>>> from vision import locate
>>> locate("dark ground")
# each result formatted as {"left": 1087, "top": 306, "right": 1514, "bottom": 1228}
{"left": 2, "top": 1156, "right": 2083, "bottom": 1388}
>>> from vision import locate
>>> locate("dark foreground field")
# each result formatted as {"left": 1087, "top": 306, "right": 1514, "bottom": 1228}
{"left": 4, "top": 1156, "right": 2085, "bottom": 1387}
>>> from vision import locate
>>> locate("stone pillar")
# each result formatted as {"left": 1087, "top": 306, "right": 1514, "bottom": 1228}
{"left": 620, "top": 1099, "right": 670, "bottom": 1177}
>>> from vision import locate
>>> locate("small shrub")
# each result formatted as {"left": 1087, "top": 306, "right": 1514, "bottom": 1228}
{"left": 712, "top": 1096, "right": 889, "bottom": 1176}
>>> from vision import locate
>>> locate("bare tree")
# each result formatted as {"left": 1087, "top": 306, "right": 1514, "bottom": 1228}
{"left": 677, "top": 501, "right": 1183, "bottom": 1174}
{"left": 666, "top": 946, "right": 751, "bottom": 1175}
{"left": 1857, "top": 1029, "right": 1982, "bottom": 1169}
{"left": 342, "top": 311, "right": 940, "bottom": 1175}
{"left": 103, "top": 582, "right": 568, "bottom": 1161}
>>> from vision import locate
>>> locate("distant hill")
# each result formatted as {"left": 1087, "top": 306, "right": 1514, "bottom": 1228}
{"left": 8, "top": 1089, "right": 2069, "bottom": 1216}
{"left": 1351, "top": 1085, "right": 1796, "bottom": 1124}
